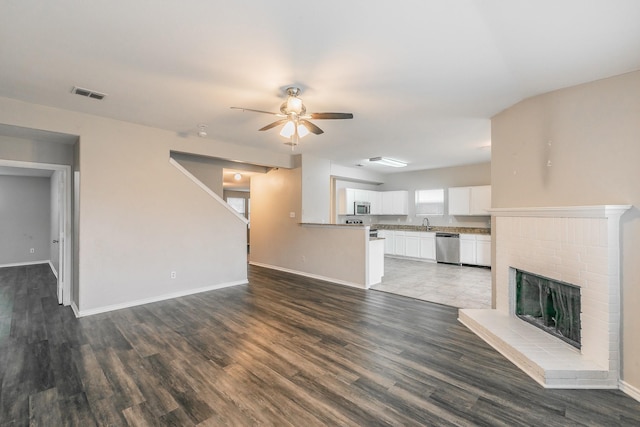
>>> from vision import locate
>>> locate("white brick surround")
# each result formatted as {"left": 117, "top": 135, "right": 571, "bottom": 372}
{"left": 459, "top": 205, "right": 630, "bottom": 388}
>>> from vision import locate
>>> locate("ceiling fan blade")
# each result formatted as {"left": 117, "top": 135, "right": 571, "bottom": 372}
{"left": 300, "top": 119, "right": 324, "bottom": 135}
{"left": 309, "top": 112, "right": 354, "bottom": 120}
{"left": 230, "top": 107, "right": 283, "bottom": 116}
{"left": 258, "top": 119, "right": 289, "bottom": 131}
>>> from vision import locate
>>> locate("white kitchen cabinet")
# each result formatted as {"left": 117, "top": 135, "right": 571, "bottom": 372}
{"left": 476, "top": 235, "right": 492, "bottom": 266}
{"left": 381, "top": 191, "right": 409, "bottom": 215}
{"left": 381, "top": 192, "right": 394, "bottom": 214}
{"left": 393, "top": 231, "right": 406, "bottom": 256}
{"left": 404, "top": 231, "right": 420, "bottom": 258}
{"left": 378, "top": 230, "right": 394, "bottom": 254}
{"left": 470, "top": 186, "right": 491, "bottom": 215}
{"left": 448, "top": 185, "right": 491, "bottom": 216}
{"left": 419, "top": 232, "right": 436, "bottom": 260}
{"left": 448, "top": 187, "right": 471, "bottom": 216}
{"left": 460, "top": 234, "right": 477, "bottom": 265}
{"left": 369, "top": 191, "right": 382, "bottom": 215}
{"left": 339, "top": 189, "right": 408, "bottom": 216}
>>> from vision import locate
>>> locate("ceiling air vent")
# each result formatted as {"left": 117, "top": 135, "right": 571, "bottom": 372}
{"left": 71, "top": 86, "right": 107, "bottom": 100}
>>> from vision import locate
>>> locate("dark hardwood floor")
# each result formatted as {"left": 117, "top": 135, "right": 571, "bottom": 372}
{"left": 1, "top": 263, "right": 640, "bottom": 426}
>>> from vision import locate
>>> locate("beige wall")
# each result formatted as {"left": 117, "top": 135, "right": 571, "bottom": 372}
{"left": 0, "top": 96, "right": 291, "bottom": 313}
{"left": 250, "top": 167, "right": 368, "bottom": 286}
{"left": 491, "top": 70, "right": 640, "bottom": 390}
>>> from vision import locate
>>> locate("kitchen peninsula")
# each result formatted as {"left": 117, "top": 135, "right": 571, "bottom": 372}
{"left": 298, "top": 223, "right": 385, "bottom": 288}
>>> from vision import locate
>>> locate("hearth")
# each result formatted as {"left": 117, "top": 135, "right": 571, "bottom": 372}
{"left": 515, "top": 269, "right": 581, "bottom": 349}
{"left": 458, "top": 205, "right": 630, "bottom": 388}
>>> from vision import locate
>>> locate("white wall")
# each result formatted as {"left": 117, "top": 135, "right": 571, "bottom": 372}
{"left": 491, "top": 70, "right": 640, "bottom": 393}
{"left": 0, "top": 176, "right": 51, "bottom": 265}
{"left": 0, "top": 95, "right": 292, "bottom": 314}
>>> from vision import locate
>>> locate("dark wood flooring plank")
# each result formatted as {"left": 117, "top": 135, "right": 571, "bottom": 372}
{"left": 28, "top": 387, "right": 62, "bottom": 426}
{"left": 2, "top": 264, "right": 640, "bottom": 426}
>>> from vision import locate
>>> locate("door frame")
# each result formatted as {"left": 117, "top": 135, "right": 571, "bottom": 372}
{"left": 0, "top": 159, "right": 73, "bottom": 306}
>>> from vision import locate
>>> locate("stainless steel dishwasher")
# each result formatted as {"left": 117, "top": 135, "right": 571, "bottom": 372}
{"left": 436, "top": 232, "right": 460, "bottom": 264}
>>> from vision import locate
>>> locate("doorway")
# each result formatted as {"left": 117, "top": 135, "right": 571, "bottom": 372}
{"left": 0, "top": 159, "right": 73, "bottom": 306}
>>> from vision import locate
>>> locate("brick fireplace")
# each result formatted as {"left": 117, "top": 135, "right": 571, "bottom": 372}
{"left": 459, "top": 205, "right": 630, "bottom": 388}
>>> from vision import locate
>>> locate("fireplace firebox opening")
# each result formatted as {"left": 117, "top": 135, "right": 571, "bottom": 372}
{"left": 515, "top": 269, "right": 581, "bottom": 349}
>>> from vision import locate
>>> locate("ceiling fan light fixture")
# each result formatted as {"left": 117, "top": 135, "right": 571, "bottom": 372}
{"left": 279, "top": 120, "right": 309, "bottom": 139}
{"left": 280, "top": 121, "right": 295, "bottom": 138}
{"left": 369, "top": 157, "right": 407, "bottom": 168}
{"left": 297, "top": 123, "right": 310, "bottom": 138}
{"left": 286, "top": 96, "right": 303, "bottom": 114}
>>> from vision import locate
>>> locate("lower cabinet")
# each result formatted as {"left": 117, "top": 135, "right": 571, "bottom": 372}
{"left": 476, "top": 235, "right": 492, "bottom": 266}
{"left": 460, "top": 234, "right": 477, "bottom": 265}
{"left": 394, "top": 231, "right": 406, "bottom": 256}
{"left": 380, "top": 230, "right": 490, "bottom": 266}
{"left": 419, "top": 234, "right": 436, "bottom": 260}
{"left": 460, "top": 233, "right": 492, "bottom": 266}
{"left": 380, "top": 230, "right": 436, "bottom": 261}
{"left": 404, "top": 232, "right": 421, "bottom": 258}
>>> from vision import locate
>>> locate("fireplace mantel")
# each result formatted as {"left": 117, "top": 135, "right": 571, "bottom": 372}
{"left": 488, "top": 205, "right": 631, "bottom": 218}
{"left": 460, "top": 204, "right": 631, "bottom": 389}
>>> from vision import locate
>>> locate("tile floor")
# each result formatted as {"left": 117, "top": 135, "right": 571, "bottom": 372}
{"left": 371, "top": 256, "right": 492, "bottom": 309}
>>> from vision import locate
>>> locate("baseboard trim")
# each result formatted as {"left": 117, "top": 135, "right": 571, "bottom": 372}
{"left": 48, "top": 261, "right": 59, "bottom": 279}
{"left": 71, "top": 301, "right": 80, "bottom": 318}
{"left": 75, "top": 279, "right": 248, "bottom": 317}
{"left": 620, "top": 380, "right": 640, "bottom": 402}
{"left": 0, "top": 260, "right": 49, "bottom": 268}
{"left": 249, "top": 262, "right": 366, "bottom": 289}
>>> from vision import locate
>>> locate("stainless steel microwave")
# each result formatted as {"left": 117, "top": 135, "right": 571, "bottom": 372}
{"left": 354, "top": 201, "right": 371, "bottom": 215}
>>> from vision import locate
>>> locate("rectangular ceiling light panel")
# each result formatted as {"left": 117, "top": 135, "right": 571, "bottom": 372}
{"left": 72, "top": 86, "right": 107, "bottom": 100}
{"left": 369, "top": 156, "right": 407, "bottom": 167}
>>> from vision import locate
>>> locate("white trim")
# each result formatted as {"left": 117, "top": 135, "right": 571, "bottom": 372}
{"left": 49, "top": 260, "right": 59, "bottom": 279}
{"left": 71, "top": 301, "right": 80, "bottom": 318}
{"left": 249, "top": 261, "right": 366, "bottom": 289}
{"left": 75, "top": 279, "right": 247, "bottom": 317}
{"left": 169, "top": 157, "right": 249, "bottom": 225}
{"left": 0, "top": 260, "right": 49, "bottom": 268}
{"left": 620, "top": 380, "right": 640, "bottom": 403}
{"left": 488, "top": 205, "right": 631, "bottom": 218}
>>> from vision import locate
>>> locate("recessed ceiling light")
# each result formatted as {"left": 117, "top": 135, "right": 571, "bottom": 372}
{"left": 368, "top": 157, "right": 407, "bottom": 168}
{"left": 233, "top": 173, "right": 242, "bottom": 181}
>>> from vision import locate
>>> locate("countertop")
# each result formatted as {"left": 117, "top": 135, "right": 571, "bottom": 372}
{"left": 374, "top": 224, "right": 491, "bottom": 235}
{"left": 300, "top": 223, "right": 491, "bottom": 235}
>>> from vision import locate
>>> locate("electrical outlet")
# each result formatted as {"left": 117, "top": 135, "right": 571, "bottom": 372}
{"left": 29, "top": 248, "right": 35, "bottom": 254}
{"left": 289, "top": 212, "right": 296, "bottom": 218}
{"left": 170, "top": 271, "right": 176, "bottom": 279}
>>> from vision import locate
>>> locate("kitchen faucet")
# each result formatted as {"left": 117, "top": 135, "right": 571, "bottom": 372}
{"left": 422, "top": 217, "right": 430, "bottom": 230}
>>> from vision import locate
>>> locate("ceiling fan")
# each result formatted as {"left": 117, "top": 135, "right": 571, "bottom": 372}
{"left": 231, "top": 87, "right": 353, "bottom": 148}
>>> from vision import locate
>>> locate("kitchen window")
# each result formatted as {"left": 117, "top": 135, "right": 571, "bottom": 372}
{"left": 415, "top": 189, "right": 444, "bottom": 215}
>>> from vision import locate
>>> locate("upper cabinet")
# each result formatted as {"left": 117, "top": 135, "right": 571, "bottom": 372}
{"left": 381, "top": 190, "right": 408, "bottom": 215}
{"left": 338, "top": 188, "right": 408, "bottom": 215}
{"left": 448, "top": 185, "right": 491, "bottom": 216}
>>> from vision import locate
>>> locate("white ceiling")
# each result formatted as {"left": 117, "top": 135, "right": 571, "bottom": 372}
{"left": 1, "top": 1, "right": 639, "bottom": 173}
